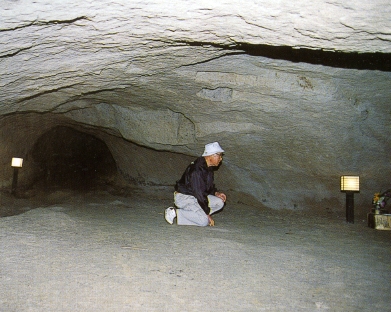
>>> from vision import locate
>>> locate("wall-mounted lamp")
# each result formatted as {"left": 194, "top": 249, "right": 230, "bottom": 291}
{"left": 11, "top": 157, "right": 23, "bottom": 195}
{"left": 340, "top": 175, "right": 360, "bottom": 223}
{"left": 11, "top": 157, "right": 23, "bottom": 168}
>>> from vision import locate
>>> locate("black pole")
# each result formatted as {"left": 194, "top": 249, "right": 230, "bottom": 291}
{"left": 346, "top": 191, "right": 354, "bottom": 224}
{"left": 11, "top": 167, "right": 19, "bottom": 195}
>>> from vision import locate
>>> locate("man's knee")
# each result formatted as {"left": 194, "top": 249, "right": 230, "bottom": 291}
{"left": 208, "top": 195, "right": 225, "bottom": 209}
{"left": 216, "top": 197, "right": 224, "bottom": 209}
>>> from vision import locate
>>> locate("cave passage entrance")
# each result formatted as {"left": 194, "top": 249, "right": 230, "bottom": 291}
{"left": 31, "top": 126, "right": 117, "bottom": 191}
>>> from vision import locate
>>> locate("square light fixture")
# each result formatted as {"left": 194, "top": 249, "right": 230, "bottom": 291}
{"left": 340, "top": 175, "right": 360, "bottom": 192}
{"left": 11, "top": 157, "right": 23, "bottom": 168}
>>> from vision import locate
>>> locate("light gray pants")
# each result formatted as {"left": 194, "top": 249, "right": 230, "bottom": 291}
{"left": 174, "top": 192, "right": 225, "bottom": 226}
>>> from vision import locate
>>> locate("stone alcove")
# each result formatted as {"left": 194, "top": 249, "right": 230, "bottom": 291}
{"left": 29, "top": 125, "right": 117, "bottom": 191}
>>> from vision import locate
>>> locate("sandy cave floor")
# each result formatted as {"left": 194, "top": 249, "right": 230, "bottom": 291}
{"left": 0, "top": 187, "right": 390, "bottom": 312}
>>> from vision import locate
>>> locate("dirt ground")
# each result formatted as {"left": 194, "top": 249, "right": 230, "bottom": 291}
{"left": 0, "top": 187, "right": 390, "bottom": 312}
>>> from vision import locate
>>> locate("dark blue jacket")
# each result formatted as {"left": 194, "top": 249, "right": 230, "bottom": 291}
{"left": 175, "top": 157, "right": 217, "bottom": 214}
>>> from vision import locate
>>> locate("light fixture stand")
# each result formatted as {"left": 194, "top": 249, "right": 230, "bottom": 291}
{"left": 345, "top": 191, "right": 355, "bottom": 224}
{"left": 11, "top": 167, "right": 19, "bottom": 195}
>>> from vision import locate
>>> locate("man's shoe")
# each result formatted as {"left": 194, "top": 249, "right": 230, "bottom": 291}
{"left": 165, "top": 207, "right": 176, "bottom": 224}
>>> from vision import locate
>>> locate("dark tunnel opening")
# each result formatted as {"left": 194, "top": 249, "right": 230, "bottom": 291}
{"left": 30, "top": 126, "right": 117, "bottom": 191}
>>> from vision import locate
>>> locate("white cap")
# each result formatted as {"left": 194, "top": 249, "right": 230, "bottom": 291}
{"left": 202, "top": 142, "right": 225, "bottom": 156}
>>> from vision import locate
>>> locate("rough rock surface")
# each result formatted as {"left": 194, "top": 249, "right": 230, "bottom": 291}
{"left": 1, "top": 1, "right": 391, "bottom": 213}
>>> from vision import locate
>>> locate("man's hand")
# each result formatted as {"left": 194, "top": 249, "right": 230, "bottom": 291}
{"left": 215, "top": 192, "right": 227, "bottom": 202}
{"left": 208, "top": 215, "right": 215, "bottom": 226}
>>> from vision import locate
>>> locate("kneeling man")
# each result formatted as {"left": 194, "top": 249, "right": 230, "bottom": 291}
{"left": 165, "top": 142, "right": 227, "bottom": 226}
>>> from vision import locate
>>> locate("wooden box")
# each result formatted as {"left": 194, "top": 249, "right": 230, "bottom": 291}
{"left": 367, "top": 213, "right": 391, "bottom": 230}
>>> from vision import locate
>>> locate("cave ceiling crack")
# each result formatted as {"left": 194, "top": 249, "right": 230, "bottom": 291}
{"left": 0, "top": 16, "right": 91, "bottom": 32}
{"left": 235, "top": 14, "right": 276, "bottom": 32}
{"left": 0, "top": 45, "right": 33, "bottom": 58}
{"left": 46, "top": 87, "right": 129, "bottom": 113}
{"left": 16, "top": 83, "right": 80, "bottom": 104}
{"left": 177, "top": 51, "right": 244, "bottom": 68}
{"left": 173, "top": 39, "right": 391, "bottom": 71}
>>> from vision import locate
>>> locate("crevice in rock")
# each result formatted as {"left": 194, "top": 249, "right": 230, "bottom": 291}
{"left": 178, "top": 41, "right": 391, "bottom": 71}
{"left": 16, "top": 84, "right": 79, "bottom": 103}
{"left": 0, "top": 46, "right": 32, "bottom": 58}
{"left": 17, "top": 87, "right": 125, "bottom": 108}
{"left": 0, "top": 16, "right": 90, "bottom": 32}
{"left": 180, "top": 50, "right": 242, "bottom": 67}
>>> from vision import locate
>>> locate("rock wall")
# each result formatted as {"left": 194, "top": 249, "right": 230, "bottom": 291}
{"left": 1, "top": 1, "right": 390, "bottom": 215}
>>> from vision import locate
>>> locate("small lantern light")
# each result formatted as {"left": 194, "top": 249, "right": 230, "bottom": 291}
{"left": 340, "top": 176, "right": 360, "bottom": 192}
{"left": 340, "top": 175, "right": 360, "bottom": 223}
{"left": 11, "top": 157, "right": 23, "bottom": 168}
{"left": 11, "top": 157, "right": 23, "bottom": 195}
